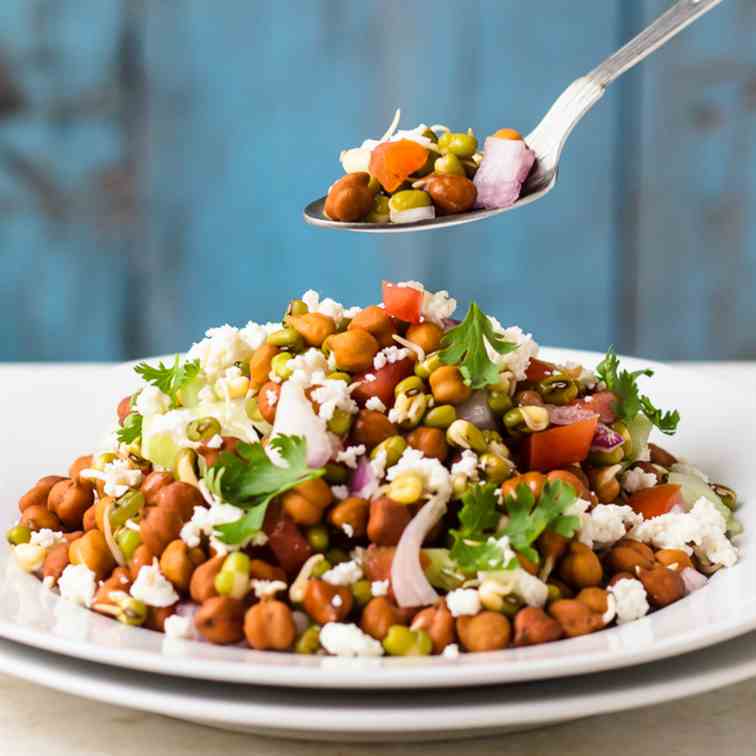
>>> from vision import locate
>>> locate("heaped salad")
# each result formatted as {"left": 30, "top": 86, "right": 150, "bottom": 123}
{"left": 323, "top": 110, "right": 535, "bottom": 224}
{"left": 9, "top": 282, "right": 742, "bottom": 658}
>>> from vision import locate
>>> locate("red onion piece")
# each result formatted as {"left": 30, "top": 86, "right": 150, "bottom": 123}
{"left": 350, "top": 455, "right": 378, "bottom": 499}
{"left": 391, "top": 498, "right": 447, "bottom": 608}
{"left": 442, "top": 318, "right": 461, "bottom": 331}
{"left": 271, "top": 380, "right": 332, "bottom": 468}
{"left": 681, "top": 566, "right": 708, "bottom": 594}
{"left": 455, "top": 390, "right": 497, "bottom": 430}
{"left": 591, "top": 423, "right": 624, "bottom": 453}
{"left": 474, "top": 137, "right": 535, "bottom": 210}
{"left": 547, "top": 405, "right": 599, "bottom": 426}
{"left": 573, "top": 391, "right": 617, "bottom": 424}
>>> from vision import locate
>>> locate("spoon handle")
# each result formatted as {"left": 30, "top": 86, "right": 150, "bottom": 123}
{"left": 526, "top": 0, "right": 723, "bottom": 183}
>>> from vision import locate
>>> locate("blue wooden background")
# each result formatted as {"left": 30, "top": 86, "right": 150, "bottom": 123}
{"left": 0, "top": 1, "right": 754, "bottom": 362}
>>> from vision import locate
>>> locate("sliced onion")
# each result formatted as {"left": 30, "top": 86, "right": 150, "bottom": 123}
{"left": 547, "top": 405, "right": 598, "bottom": 426}
{"left": 390, "top": 205, "right": 435, "bottom": 224}
{"left": 392, "top": 334, "right": 425, "bottom": 363}
{"left": 455, "top": 390, "right": 497, "bottom": 430}
{"left": 271, "top": 380, "right": 332, "bottom": 468}
{"left": 391, "top": 497, "right": 447, "bottom": 608}
{"left": 474, "top": 137, "right": 535, "bottom": 210}
{"left": 681, "top": 566, "right": 708, "bottom": 594}
{"left": 591, "top": 423, "right": 625, "bottom": 453}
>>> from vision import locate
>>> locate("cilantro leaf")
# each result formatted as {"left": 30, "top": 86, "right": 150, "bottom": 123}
{"left": 116, "top": 413, "right": 142, "bottom": 445}
{"left": 210, "top": 435, "right": 325, "bottom": 546}
{"left": 596, "top": 347, "right": 680, "bottom": 435}
{"left": 439, "top": 302, "right": 517, "bottom": 389}
{"left": 501, "top": 480, "right": 580, "bottom": 565}
{"left": 134, "top": 355, "right": 201, "bottom": 407}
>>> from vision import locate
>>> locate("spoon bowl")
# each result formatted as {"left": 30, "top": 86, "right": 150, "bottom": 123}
{"left": 303, "top": 0, "right": 721, "bottom": 234}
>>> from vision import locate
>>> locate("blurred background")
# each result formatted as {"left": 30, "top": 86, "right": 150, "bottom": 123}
{"left": 0, "top": 0, "right": 754, "bottom": 363}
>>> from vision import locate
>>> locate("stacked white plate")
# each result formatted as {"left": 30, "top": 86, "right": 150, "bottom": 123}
{"left": 1, "top": 350, "right": 754, "bottom": 741}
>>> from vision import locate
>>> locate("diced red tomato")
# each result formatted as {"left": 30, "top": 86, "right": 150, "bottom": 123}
{"left": 522, "top": 416, "right": 599, "bottom": 472}
{"left": 263, "top": 504, "right": 313, "bottom": 575}
{"left": 351, "top": 357, "right": 414, "bottom": 408}
{"left": 572, "top": 391, "right": 618, "bottom": 424}
{"left": 382, "top": 281, "right": 424, "bottom": 323}
{"left": 369, "top": 140, "right": 429, "bottom": 193}
{"left": 627, "top": 484, "right": 683, "bottom": 519}
{"left": 525, "top": 359, "right": 557, "bottom": 383}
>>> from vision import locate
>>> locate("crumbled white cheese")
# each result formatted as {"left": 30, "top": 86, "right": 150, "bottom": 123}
{"left": 450, "top": 450, "right": 479, "bottom": 480}
{"left": 631, "top": 497, "right": 738, "bottom": 567}
{"left": 180, "top": 501, "right": 244, "bottom": 549}
{"left": 446, "top": 588, "right": 481, "bottom": 617}
{"left": 478, "top": 565, "right": 549, "bottom": 608}
{"left": 322, "top": 560, "right": 363, "bottom": 586}
{"left": 395, "top": 280, "right": 425, "bottom": 291}
{"left": 371, "top": 579, "right": 389, "bottom": 597}
{"left": 163, "top": 613, "right": 193, "bottom": 640}
{"left": 365, "top": 396, "right": 387, "bottom": 413}
{"left": 187, "top": 324, "right": 255, "bottom": 382}
{"left": 363, "top": 373, "right": 376, "bottom": 383}
{"left": 319, "top": 622, "right": 384, "bottom": 657}
{"left": 623, "top": 467, "right": 657, "bottom": 493}
{"left": 58, "top": 564, "right": 96, "bottom": 608}
{"left": 239, "top": 321, "right": 283, "bottom": 351}
{"left": 442, "top": 643, "right": 460, "bottom": 658}
{"left": 332, "top": 594, "right": 343, "bottom": 608}
{"left": 135, "top": 385, "right": 171, "bottom": 417}
{"left": 81, "top": 458, "right": 144, "bottom": 498}
{"left": 29, "top": 529, "right": 66, "bottom": 550}
{"left": 609, "top": 578, "right": 650, "bottom": 624}
{"left": 578, "top": 504, "right": 642, "bottom": 550}
{"left": 130, "top": 559, "right": 179, "bottom": 607}
{"left": 265, "top": 388, "right": 279, "bottom": 407}
{"left": 342, "top": 523, "right": 354, "bottom": 538}
{"left": 562, "top": 361, "right": 597, "bottom": 390}
{"left": 301, "top": 290, "right": 354, "bottom": 324}
{"left": 485, "top": 318, "right": 539, "bottom": 381}
{"left": 422, "top": 289, "right": 457, "bottom": 325}
{"left": 286, "top": 348, "right": 329, "bottom": 387}
{"left": 337, "top": 444, "right": 366, "bottom": 470}
{"left": 205, "top": 433, "right": 223, "bottom": 449}
{"left": 330, "top": 485, "right": 349, "bottom": 501}
{"left": 251, "top": 579, "right": 288, "bottom": 599}
{"left": 373, "top": 346, "right": 410, "bottom": 370}
{"left": 386, "top": 448, "right": 452, "bottom": 503}
{"left": 311, "top": 374, "right": 358, "bottom": 421}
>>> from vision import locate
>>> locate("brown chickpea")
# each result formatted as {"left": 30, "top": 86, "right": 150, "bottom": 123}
{"left": 429, "top": 365, "right": 472, "bottom": 405}
{"left": 68, "top": 456, "right": 95, "bottom": 489}
{"left": 423, "top": 174, "right": 477, "bottom": 215}
{"left": 648, "top": 443, "right": 677, "bottom": 468}
{"left": 93, "top": 496, "right": 115, "bottom": 532}
{"left": 69, "top": 530, "right": 116, "bottom": 580}
{"left": 654, "top": 549, "right": 694, "bottom": 572}
{"left": 129, "top": 544, "right": 155, "bottom": 581}
{"left": 348, "top": 306, "right": 397, "bottom": 348}
{"left": 558, "top": 542, "right": 603, "bottom": 589}
{"left": 93, "top": 567, "right": 132, "bottom": 610}
{"left": 18, "top": 475, "right": 66, "bottom": 512}
{"left": 194, "top": 596, "right": 246, "bottom": 645}
{"left": 288, "top": 312, "right": 336, "bottom": 347}
{"left": 82, "top": 504, "right": 97, "bottom": 531}
{"left": 249, "top": 558, "right": 287, "bottom": 583}
{"left": 328, "top": 497, "right": 370, "bottom": 539}
{"left": 328, "top": 329, "right": 380, "bottom": 373}
{"left": 42, "top": 542, "right": 70, "bottom": 586}
{"left": 547, "top": 578, "right": 575, "bottom": 600}
{"left": 548, "top": 599, "right": 604, "bottom": 638}
{"left": 257, "top": 380, "right": 281, "bottom": 424}
{"left": 405, "top": 426, "right": 448, "bottom": 462}
{"left": 140, "top": 505, "right": 184, "bottom": 557}
{"left": 352, "top": 409, "right": 396, "bottom": 449}
{"left": 513, "top": 607, "right": 564, "bottom": 646}
{"left": 537, "top": 529, "right": 569, "bottom": 570}
{"left": 410, "top": 602, "right": 456, "bottom": 654}
{"left": 154, "top": 481, "right": 203, "bottom": 521}
{"left": 367, "top": 497, "right": 412, "bottom": 546}
{"left": 159, "top": 539, "right": 201, "bottom": 593}
{"left": 324, "top": 172, "right": 375, "bottom": 222}
{"left": 576, "top": 587, "right": 611, "bottom": 617}
{"left": 606, "top": 539, "right": 655, "bottom": 574}
{"left": 303, "top": 579, "right": 353, "bottom": 625}
{"left": 141, "top": 471, "right": 175, "bottom": 506}
{"left": 360, "top": 596, "right": 405, "bottom": 641}
{"left": 117, "top": 395, "right": 133, "bottom": 425}
{"left": 48, "top": 480, "right": 94, "bottom": 530}
{"left": 20, "top": 504, "right": 61, "bottom": 532}
{"left": 501, "top": 472, "right": 547, "bottom": 502}
{"left": 638, "top": 565, "right": 686, "bottom": 608}
{"left": 145, "top": 605, "right": 177, "bottom": 633}
{"left": 405, "top": 322, "right": 443, "bottom": 354}
{"left": 190, "top": 555, "right": 225, "bottom": 603}
{"left": 244, "top": 600, "right": 297, "bottom": 651}
{"left": 457, "top": 612, "right": 511, "bottom": 652}
{"left": 587, "top": 466, "right": 622, "bottom": 504}
{"left": 250, "top": 343, "right": 279, "bottom": 389}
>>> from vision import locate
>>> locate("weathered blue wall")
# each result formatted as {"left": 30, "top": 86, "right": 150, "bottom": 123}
{"left": 0, "top": 1, "right": 754, "bottom": 362}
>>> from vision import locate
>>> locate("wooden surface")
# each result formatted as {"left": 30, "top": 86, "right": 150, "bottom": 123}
{"left": 0, "top": 1, "right": 754, "bottom": 362}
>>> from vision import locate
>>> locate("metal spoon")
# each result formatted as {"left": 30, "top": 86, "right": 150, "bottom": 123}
{"left": 304, "top": 0, "right": 722, "bottom": 234}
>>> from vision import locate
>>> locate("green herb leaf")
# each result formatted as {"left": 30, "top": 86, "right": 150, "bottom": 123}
{"left": 501, "top": 480, "right": 580, "bottom": 564}
{"left": 439, "top": 302, "right": 517, "bottom": 389}
{"left": 134, "top": 355, "right": 201, "bottom": 407}
{"left": 595, "top": 347, "right": 680, "bottom": 435}
{"left": 116, "top": 413, "right": 142, "bottom": 444}
{"left": 211, "top": 435, "right": 325, "bottom": 546}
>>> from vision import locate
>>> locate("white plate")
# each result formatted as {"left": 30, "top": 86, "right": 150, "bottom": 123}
{"left": 1, "top": 350, "right": 754, "bottom": 690}
{"left": 2, "top": 628, "right": 756, "bottom": 741}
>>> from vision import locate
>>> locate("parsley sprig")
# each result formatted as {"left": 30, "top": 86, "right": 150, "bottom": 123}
{"left": 207, "top": 435, "right": 325, "bottom": 546}
{"left": 116, "top": 413, "right": 142, "bottom": 444}
{"left": 134, "top": 355, "right": 200, "bottom": 407}
{"left": 439, "top": 302, "right": 517, "bottom": 389}
{"left": 449, "top": 481, "right": 580, "bottom": 573}
{"left": 596, "top": 347, "right": 680, "bottom": 435}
